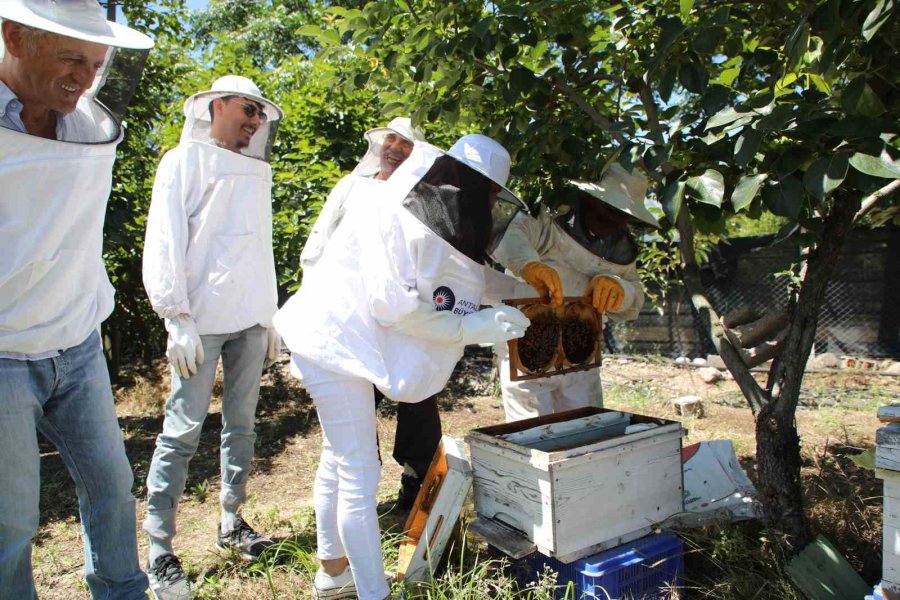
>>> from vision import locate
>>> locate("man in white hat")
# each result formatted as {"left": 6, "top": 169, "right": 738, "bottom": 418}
{"left": 301, "top": 117, "right": 442, "bottom": 510}
{"left": 141, "top": 74, "right": 284, "bottom": 599}
{"left": 492, "top": 164, "right": 659, "bottom": 422}
{"left": 0, "top": 1, "right": 153, "bottom": 598}
{"left": 300, "top": 116, "right": 426, "bottom": 269}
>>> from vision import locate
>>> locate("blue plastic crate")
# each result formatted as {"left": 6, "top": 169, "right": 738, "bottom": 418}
{"left": 523, "top": 532, "right": 684, "bottom": 599}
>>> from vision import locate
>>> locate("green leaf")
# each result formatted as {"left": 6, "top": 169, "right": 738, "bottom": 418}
{"left": 679, "top": 61, "right": 708, "bottom": 94}
{"left": 693, "top": 26, "right": 722, "bottom": 54}
{"left": 862, "top": 0, "right": 895, "bottom": 41}
{"left": 756, "top": 105, "right": 794, "bottom": 131}
{"left": 734, "top": 127, "right": 763, "bottom": 166}
{"left": 658, "top": 65, "right": 677, "bottom": 103}
{"left": 732, "top": 174, "right": 768, "bottom": 212}
{"left": 716, "top": 66, "right": 740, "bottom": 87}
{"left": 686, "top": 169, "right": 725, "bottom": 207}
{"left": 657, "top": 17, "right": 688, "bottom": 53}
{"left": 705, "top": 106, "right": 747, "bottom": 130}
{"left": 700, "top": 85, "right": 730, "bottom": 115}
{"left": 762, "top": 177, "right": 804, "bottom": 218}
{"left": 661, "top": 181, "right": 686, "bottom": 223}
{"left": 849, "top": 150, "right": 900, "bottom": 179}
{"left": 680, "top": 0, "right": 695, "bottom": 18}
{"left": 803, "top": 153, "right": 849, "bottom": 200}
{"left": 783, "top": 20, "right": 809, "bottom": 72}
{"left": 845, "top": 76, "right": 888, "bottom": 117}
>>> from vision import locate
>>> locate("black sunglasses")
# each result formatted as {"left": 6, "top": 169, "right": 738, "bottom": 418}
{"left": 231, "top": 99, "right": 268, "bottom": 122}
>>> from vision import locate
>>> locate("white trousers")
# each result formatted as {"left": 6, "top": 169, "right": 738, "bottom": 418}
{"left": 292, "top": 356, "right": 389, "bottom": 600}
{"left": 496, "top": 343, "right": 603, "bottom": 422}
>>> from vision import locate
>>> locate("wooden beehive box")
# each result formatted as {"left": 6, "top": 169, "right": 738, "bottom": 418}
{"left": 397, "top": 437, "right": 472, "bottom": 583}
{"left": 466, "top": 407, "right": 684, "bottom": 563}
{"left": 505, "top": 297, "right": 602, "bottom": 382}
{"left": 878, "top": 423, "right": 900, "bottom": 595}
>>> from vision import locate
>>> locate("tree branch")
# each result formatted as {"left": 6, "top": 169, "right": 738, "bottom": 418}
{"left": 854, "top": 178, "right": 900, "bottom": 223}
{"left": 675, "top": 205, "right": 768, "bottom": 413}
{"left": 769, "top": 192, "right": 862, "bottom": 416}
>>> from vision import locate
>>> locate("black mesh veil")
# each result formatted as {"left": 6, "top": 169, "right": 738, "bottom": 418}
{"left": 401, "top": 155, "right": 498, "bottom": 265}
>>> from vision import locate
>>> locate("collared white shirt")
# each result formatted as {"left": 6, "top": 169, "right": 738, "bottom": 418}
{"left": 0, "top": 80, "right": 69, "bottom": 140}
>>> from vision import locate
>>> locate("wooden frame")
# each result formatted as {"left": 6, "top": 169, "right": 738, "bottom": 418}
{"left": 504, "top": 297, "right": 603, "bottom": 382}
{"left": 397, "top": 437, "right": 472, "bottom": 583}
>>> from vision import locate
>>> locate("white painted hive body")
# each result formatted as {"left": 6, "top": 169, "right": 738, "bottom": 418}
{"left": 877, "top": 422, "right": 900, "bottom": 595}
{"left": 467, "top": 407, "right": 684, "bottom": 563}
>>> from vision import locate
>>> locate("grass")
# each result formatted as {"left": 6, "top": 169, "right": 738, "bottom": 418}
{"left": 29, "top": 353, "right": 895, "bottom": 598}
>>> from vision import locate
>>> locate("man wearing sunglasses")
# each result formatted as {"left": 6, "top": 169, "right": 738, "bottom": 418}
{"left": 141, "top": 75, "right": 284, "bottom": 600}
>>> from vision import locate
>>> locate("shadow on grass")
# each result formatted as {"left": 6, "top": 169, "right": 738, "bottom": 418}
{"left": 37, "top": 361, "right": 319, "bottom": 526}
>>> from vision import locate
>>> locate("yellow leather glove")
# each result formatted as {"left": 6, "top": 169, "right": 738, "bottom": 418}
{"left": 585, "top": 275, "right": 624, "bottom": 312}
{"left": 521, "top": 261, "right": 564, "bottom": 306}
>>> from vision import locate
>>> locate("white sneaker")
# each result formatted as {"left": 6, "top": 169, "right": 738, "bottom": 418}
{"left": 313, "top": 567, "right": 357, "bottom": 599}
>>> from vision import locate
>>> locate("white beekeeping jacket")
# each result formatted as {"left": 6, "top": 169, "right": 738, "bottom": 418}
{"left": 142, "top": 140, "right": 278, "bottom": 334}
{"left": 275, "top": 143, "right": 498, "bottom": 403}
{"left": 0, "top": 99, "right": 122, "bottom": 354}
{"left": 492, "top": 211, "right": 644, "bottom": 321}
{"left": 299, "top": 173, "right": 384, "bottom": 270}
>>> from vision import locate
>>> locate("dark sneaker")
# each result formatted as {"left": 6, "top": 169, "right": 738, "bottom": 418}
{"left": 396, "top": 474, "right": 421, "bottom": 511}
{"left": 147, "top": 553, "right": 191, "bottom": 600}
{"left": 216, "top": 515, "right": 273, "bottom": 559}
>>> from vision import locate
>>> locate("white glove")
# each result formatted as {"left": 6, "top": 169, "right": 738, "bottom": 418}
{"left": 165, "top": 315, "right": 204, "bottom": 379}
{"left": 386, "top": 302, "right": 529, "bottom": 346}
{"left": 460, "top": 307, "right": 530, "bottom": 345}
{"left": 265, "top": 328, "right": 281, "bottom": 369}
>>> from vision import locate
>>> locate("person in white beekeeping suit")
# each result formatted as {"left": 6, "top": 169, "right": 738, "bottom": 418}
{"left": 141, "top": 75, "right": 284, "bottom": 599}
{"left": 492, "top": 164, "right": 660, "bottom": 422}
{"left": 300, "top": 117, "right": 425, "bottom": 269}
{"left": 273, "top": 134, "right": 529, "bottom": 600}
{"left": 303, "top": 117, "right": 445, "bottom": 511}
{"left": 0, "top": 1, "right": 154, "bottom": 598}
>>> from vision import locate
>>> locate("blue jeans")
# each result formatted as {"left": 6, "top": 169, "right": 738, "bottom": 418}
{"left": 143, "top": 325, "right": 267, "bottom": 544}
{"left": 0, "top": 331, "right": 147, "bottom": 600}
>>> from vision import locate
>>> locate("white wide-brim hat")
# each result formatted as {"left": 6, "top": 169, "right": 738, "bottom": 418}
{"left": 0, "top": 0, "right": 153, "bottom": 49}
{"left": 364, "top": 116, "right": 425, "bottom": 145}
{"left": 446, "top": 133, "right": 524, "bottom": 208}
{"left": 184, "top": 74, "right": 284, "bottom": 122}
{"left": 567, "top": 164, "right": 659, "bottom": 228}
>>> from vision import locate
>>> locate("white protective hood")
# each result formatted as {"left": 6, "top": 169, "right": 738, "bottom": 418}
{"left": 0, "top": 125, "right": 118, "bottom": 353}
{"left": 181, "top": 75, "right": 283, "bottom": 162}
{"left": 276, "top": 142, "right": 517, "bottom": 403}
{"left": 352, "top": 116, "right": 425, "bottom": 177}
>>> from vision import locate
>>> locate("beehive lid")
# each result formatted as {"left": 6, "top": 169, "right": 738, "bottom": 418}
{"left": 467, "top": 407, "right": 683, "bottom": 463}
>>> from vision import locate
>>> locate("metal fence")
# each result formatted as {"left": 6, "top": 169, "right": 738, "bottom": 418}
{"left": 605, "top": 228, "right": 899, "bottom": 359}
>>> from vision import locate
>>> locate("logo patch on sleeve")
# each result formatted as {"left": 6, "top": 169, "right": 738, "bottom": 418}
{"left": 432, "top": 286, "right": 456, "bottom": 311}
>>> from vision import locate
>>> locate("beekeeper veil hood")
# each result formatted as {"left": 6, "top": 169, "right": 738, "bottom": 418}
{"left": 352, "top": 116, "right": 425, "bottom": 177}
{"left": 397, "top": 134, "right": 527, "bottom": 265}
{"left": 0, "top": 0, "right": 155, "bottom": 144}
{"left": 181, "top": 75, "right": 284, "bottom": 161}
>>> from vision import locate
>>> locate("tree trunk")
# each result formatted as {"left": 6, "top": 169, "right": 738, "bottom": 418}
{"left": 755, "top": 404, "right": 813, "bottom": 550}
{"left": 675, "top": 192, "right": 862, "bottom": 551}
{"left": 757, "top": 193, "right": 861, "bottom": 549}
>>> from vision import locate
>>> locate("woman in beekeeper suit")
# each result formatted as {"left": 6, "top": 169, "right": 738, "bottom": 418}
{"left": 0, "top": 0, "right": 153, "bottom": 597}
{"left": 274, "top": 134, "right": 530, "bottom": 600}
{"left": 492, "top": 164, "right": 661, "bottom": 422}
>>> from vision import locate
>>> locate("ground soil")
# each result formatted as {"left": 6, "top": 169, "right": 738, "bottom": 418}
{"left": 30, "top": 350, "right": 897, "bottom": 598}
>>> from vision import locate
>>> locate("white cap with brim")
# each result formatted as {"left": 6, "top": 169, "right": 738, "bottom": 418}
{"left": 446, "top": 133, "right": 525, "bottom": 210}
{"left": 184, "top": 74, "right": 284, "bottom": 123}
{"left": 0, "top": 0, "right": 153, "bottom": 49}
{"left": 365, "top": 116, "right": 425, "bottom": 145}
{"left": 567, "top": 164, "right": 659, "bottom": 228}
{"left": 353, "top": 116, "right": 426, "bottom": 177}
